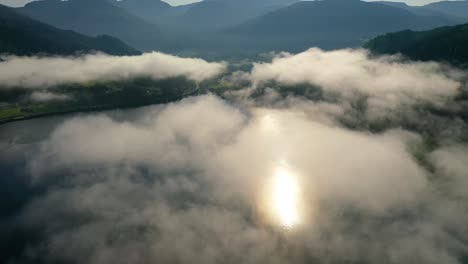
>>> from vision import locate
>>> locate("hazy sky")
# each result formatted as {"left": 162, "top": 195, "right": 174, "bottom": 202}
{"left": 0, "top": 0, "right": 201, "bottom": 7}
{"left": 369, "top": 0, "right": 456, "bottom": 5}
{"left": 0, "top": 0, "right": 452, "bottom": 7}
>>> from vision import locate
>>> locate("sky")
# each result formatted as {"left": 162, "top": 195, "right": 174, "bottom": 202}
{"left": 0, "top": 0, "right": 202, "bottom": 7}
{"left": 0, "top": 0, "right": 452, "bottom": 7}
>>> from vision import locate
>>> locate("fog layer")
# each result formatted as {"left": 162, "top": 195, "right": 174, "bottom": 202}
{"left": 2, "top": 48, "right": 468, "bottom": 264}
{"left": 0, "top": 52, "right": 226, "bottom": 89}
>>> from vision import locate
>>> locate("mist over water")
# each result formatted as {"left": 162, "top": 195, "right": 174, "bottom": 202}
{"left": 1, "top": 48, "right": 468, "bottom": 264}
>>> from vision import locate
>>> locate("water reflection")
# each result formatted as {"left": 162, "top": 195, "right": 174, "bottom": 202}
{"left": 272, "top": 164, "right": 300, "bottom": 228}
{"left": 257, "top": 111, "right": 304, "bottom": 229}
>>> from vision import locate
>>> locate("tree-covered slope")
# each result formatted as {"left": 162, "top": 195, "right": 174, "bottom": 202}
{"left": 365, "top": 23, "right": 468, "bottom": 66}
{"left": 0, "top": 4, "right": 140, "bottom": 56}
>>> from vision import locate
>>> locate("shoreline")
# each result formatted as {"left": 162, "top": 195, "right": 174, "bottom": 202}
{"left": 0, "top": 87, "right": 201, "bottom": 125}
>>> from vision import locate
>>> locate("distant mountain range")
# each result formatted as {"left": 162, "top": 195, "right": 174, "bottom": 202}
{"left": 111, "top": 0, "right": 178, "bottom": 25}
{"left": 8, "top": 0, "right": 468, "bottom": 56}
{"left": 374, "top": 1, "right": 456, "bottom": 17}
{"left": 111, "top": 0, "right": 299, "bottom": 29}
{"left": 424, "top": 0, "right": 468, "bottom": 20}
{"left": 0, "top": 4, "right": 139, "bottom": 56}
{"left": 18, "top": 0, "right": 170, "bottom": 51}
{"left": 113, "top": 0, "right": 172, "bottom": 19}
{"left": 376, "top": 0, "right": 468, "bottom": 20}
{"left": 172, "top": 0, "right": 299, "bottom": 30}
{"left": 365, "top": 22, "right": 468, "bottom": 66}
{"left": 228, "top": 0, "right": 460, "bottom": 51}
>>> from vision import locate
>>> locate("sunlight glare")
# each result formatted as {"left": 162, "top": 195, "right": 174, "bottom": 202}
{"left": 272, "top": 166, "right": 300, "bottom": 228}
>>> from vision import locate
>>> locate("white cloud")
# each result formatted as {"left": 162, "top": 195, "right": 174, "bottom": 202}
{"left": 2, "top": 47, "right": 468, "bottom": 264}
{"left": 29, "top": 91, "right": 70, "bottom": 102}
{"left": 430, "top": 146, "right": 468, "bottom": 199}
{"left": 0, "top": 52, "right": 226, "bottom": 89}
{"left": 22, "top": 95, "right": 458, "bottom": 264}
{"left": 162, "top": 0, "right": 202, "bottom": 6}
{"left": 250, "top": 48, "right": 462, "bottom": 111}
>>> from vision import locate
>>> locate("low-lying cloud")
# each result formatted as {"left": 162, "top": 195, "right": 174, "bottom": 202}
{"left": 0, "top": 52, "right": 226, "bottom": 89}
{"left": 29, "top": 91, "right": 70, "bottom": 102}
{"left": 250, "top": 48, "right": 463, "bottom": 110}
{"left": 1, "top": 48, "right": 468, "bottom": 264}
{"left": 10, "top": 94, "right": 466, "bottom": 264}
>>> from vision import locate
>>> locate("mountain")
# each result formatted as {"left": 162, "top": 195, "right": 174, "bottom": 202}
{"left": 423, "top": 0, "right": 468, "bottom": 20}
{"left": 176, "top": 0, "right": 299, "bottom": 30}
{"left": 110, "top": 0, "right": 174, "bottom": 24}
{"left": 17, "top": 0, "right": 166, "bottom": 51}
{"left": 374, "top": 1, "right": 461, "bottom": 18}
{"left": 0, "top": 4, "right": 139, "bottom": 56}
{"left": 228, "top": 0, "right": 459, "bottom": 51}
{"left": 365, "top": 23, "right": 468, "bottom": 66}
{"left": 373, "top": 1, "right": 410, "bottom": 9}
{"left": 109, "top": 0, "right": 200, "bottom": 26}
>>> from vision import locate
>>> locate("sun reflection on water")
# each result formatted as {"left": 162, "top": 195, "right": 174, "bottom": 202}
{"left": 272, "top": 165, "right": 300, "bottom": 228}
{"left": 257, "top": 111, "right": 304, "bottom": 230}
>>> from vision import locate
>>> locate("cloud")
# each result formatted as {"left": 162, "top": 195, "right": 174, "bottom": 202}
{"left": 0, "top": 52, "right": 226, "bottom": 89}
{"left": 29, "top": 91, "right": 70, "bottom": 102}
{"left": 30, "top": 96, "right": 245, "bottom": 172}
{"left": 1, "top": 48, "right": 468, "bottom": 264}
{"left": 14, "top": 95, "right": 467, "bottom": 264}
{"left": 250, "top": 48, "right": 462, "bottom": 111}
{"left": 31, "top": 98, "right": 428, "bottom": 212}
{"left": 430, "top": 145, "right": 468, "bottom": 199}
